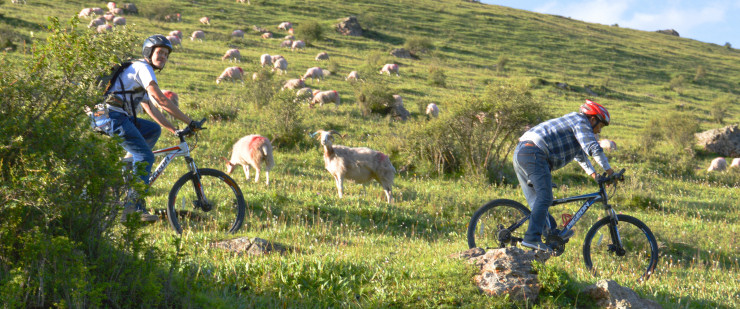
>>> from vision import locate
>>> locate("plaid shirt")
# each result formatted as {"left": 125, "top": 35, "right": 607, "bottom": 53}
{"left": 520, "top": 112, "right": 610, "bottom": 175}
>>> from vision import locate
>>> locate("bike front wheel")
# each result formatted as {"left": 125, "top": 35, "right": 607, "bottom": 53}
{"left": 467, "top": 199, "right": 531, "bottom": 249}
{"left": 166, "top": 168, "right": 246, "bottom": 234}
{"left": 583, "top": 214, "right": 659, "bottom": 282}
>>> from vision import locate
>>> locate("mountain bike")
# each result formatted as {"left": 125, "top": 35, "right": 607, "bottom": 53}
{"left": 466, "top": 169, "right": 659, "bottom": 282}
{"left": 122, "top": 119, "right": 246, "bottom": 234}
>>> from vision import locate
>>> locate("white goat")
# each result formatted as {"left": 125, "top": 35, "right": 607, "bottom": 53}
{"left": 224, "top": 135, "right": 275, "bottom": 185}
{"left": 731, "top": 158, "right": 740, "bottom": 169}
{"left": 312, "top": 130, "right": 395, "bottom": 203}
{"left": 707, "top": 157, "right": 727, "bottom": 172}
{"left": 425, "top": 103, "right": 439, "bottom": 118}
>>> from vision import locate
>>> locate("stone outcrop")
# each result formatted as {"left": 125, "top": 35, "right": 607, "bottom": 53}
{"left": 463, "top": 247, "right": 551, "bottom": 302}
{"left": 583, "top": 279, "right": 662, "bottom": 309}
{"left": 210, "top": 237, "right": 288, "bottom": 256}
{"left": 695, "top": 125, "right": 740, "bottom": 157}
{"left": 656, "top": 29, "right": 679, "bottom": 37}
{"left": 335, "top": 16, "right": 362, "bottom": 36}
{"left": 390, "top": 48, "right": 412, "bottom": 59}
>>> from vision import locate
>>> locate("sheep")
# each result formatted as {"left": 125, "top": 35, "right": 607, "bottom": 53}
{"left": 425, "top": 103, "right": 439, "bottom": 118}
{"left": 91, "top": 7, "right": 105, "bottom": 15}
{"left": 199, "top": 16, "right": 211, "bottom": 25}
{"left": 303, "top": 67, "right": 324, "bottom": 82}
{"left": 278, "top": 22, "right": 293, "bottom": 31}
{"left": 224, "top": 135, "right": 275, "bottom": 185}
{"left": 166, "top": 35, "right": 182, "bottom": 48}
{"left": 271, "top": 54, "right": 285, "bottom": 61}
{"left": 291, "top": 40, "right": 306, "bottom": 51}
{"left": 88, "top": 17, "right": 106, "bottom": 28}
{"left": 311, "top": 90, "right": 340, "bottom": 107}
{"left": 96, "top": 24, "right": 112, "bottom": 33}
{"left": 261, "top": 32, "right": 273, "bottom": 39}
{"left": 11, "top": 0, "right": 27, "bottom": 4}
{"left": 380, "top": 63, "right": 399, "bottom": 76}
{"left": 232, "top": 29, "right": 244, "bottom": 38}
{"left": 79, "top": 8, "right": 93, "bottom": 18}
{"left": 110, "top": 8, "right": 123, "bottom": 16}
{"left": 346, "top": 71, "right": 360, "bottom": 81}
{"left": 216, "top": 66, "right": 244, "bottom": 84}
{"left": 122, "top": 3, "right": 138, "bottom": 14}
{"left": 295, "top": 87, "right": 314, "bottom": 103}
{"left": 280, "top": 40, "right": 293, "bottom": 48}
{"left": 315, "top": 52, "right": 329, "bottom": 61}
{"left": 312, "top": 130, "right": 395, "bottom": 203}
{"left": 236, "top": 0, "right": 251, "bottom": 4}
{"left": 107, "top": 2, "right": 116, "bottom": 11}
{"left": 282, "top": 78, "right": 306, "bottom": 90}
{"left": 112, "top": 16, "right": 126, "bottom": 26}
{"left": 707, "top": 157, "right": 727, "bottom": 172}
{"left": 150, "top": 89, "right": 179, "bottom": 124}
{"left": 103, "top": 12, "right": 115, "bottom": 22}
{"left": 222, "top": 49, "right": 241, "bottom": 62}
{"left": 191, "top": 30, "right": 205, "bottom": 42}
{"left": 284, "top": 35, "right": 295, "bottom": 40}
{"left": 259, "top": 54, "right": 272, "bottom": 67}
{"left": 730, "top": 158, "right": 740, "bottom": 169}
{"left": 599, "top": 139, "right": 617, "bottom": 152}
{"left": 273, "top": 58, "right": 288, "bottom": 75}
{"left": 169, "top": 30, "right": 183, "bottom": 39}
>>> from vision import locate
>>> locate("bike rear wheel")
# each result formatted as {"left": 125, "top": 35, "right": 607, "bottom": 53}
{"left": 583, "top": 214, "right": 659, "bottom": 282}
{"left": 467, "top": 199, "right": 531, "bottom": 249}
{"left": 166, "top": 168, "right": 246, "bottom": 234}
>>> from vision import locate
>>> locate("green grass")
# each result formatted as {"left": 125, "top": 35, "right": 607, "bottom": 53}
{"left": 2, "top": 0, "right": 739, "bottom": 307}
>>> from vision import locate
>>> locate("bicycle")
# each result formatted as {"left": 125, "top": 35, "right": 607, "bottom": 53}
{"left": 121, "top": 119, "right": 246, "bottom": 234}
{"left": 466, "top": 169, "right": 659, "bottom": 282}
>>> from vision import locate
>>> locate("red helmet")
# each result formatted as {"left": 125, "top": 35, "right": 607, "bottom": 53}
{"left": 580, "top": 99, "right": 610, "bottom": 126}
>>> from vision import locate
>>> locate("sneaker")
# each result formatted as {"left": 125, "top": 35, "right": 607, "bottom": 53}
{"left": 521, "top": 240, "right": 553, "bottom": 253}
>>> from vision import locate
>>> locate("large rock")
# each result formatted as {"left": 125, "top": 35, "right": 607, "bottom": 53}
{"left": 465, "top": 247, "right": 551, "bottom": 302}
{"left": 390, "top": 48, "right": 412, "bottom": 59}
{"left": 656, "top": 29, "right": 679, "bottom": 36}
{"left": 695, "top": 125, "right": 740, "bottom": 157}
{"left": 335, "top": 16, "right": 363, "bottom": 36}
{"left": 583, "top": 279, "right": 662, "bottom": 309}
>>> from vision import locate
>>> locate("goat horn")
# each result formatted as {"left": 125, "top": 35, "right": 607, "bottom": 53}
{"left": 220, "top": 157, "right": 233, "bottom": 165}
{"left": 328, "top": 130, "right": 340, "bottom": 136}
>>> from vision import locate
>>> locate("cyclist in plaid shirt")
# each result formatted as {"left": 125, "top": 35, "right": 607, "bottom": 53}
{"left": 513, "top": 99, "right": 616, "bottom": 252}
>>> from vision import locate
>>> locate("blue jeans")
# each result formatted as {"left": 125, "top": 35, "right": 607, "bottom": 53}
{"left": 513, "top": 141, "right": 556, "bottom": 243}
{"left": 106, "top": 110, "right": 161, "bottom": 186}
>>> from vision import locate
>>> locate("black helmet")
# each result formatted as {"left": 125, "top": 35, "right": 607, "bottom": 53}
{"left": 142, "top": 34, "right": 172, "bottom": 65}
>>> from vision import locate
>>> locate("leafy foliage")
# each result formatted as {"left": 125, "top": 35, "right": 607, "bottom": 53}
{"left": 295, "top": 20, "right": 323, "bottom": 45}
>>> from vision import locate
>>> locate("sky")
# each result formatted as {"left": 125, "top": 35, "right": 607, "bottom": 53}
{"left": 480, "top": 0, "right": 740, "bottom": 47}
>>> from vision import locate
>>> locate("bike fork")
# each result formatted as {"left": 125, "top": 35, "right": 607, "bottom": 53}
{"left": 606, "top": 208, "right": 626, "bottom": 256}
{"left": 185, "top": 157, "right": 210, "bottom": 211}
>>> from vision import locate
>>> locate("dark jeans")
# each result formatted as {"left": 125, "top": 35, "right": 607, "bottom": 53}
{"left": 513, "top": 141, "right": 556, "bottom": 243}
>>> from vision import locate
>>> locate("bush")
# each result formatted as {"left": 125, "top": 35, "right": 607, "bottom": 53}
{"left": 354, "top": 80, "right": 396, "bottom": 117}
{"left": 427, "top": 66, "right": 447, "bottom": 87}
{"left": 0, "top": 17, "right": 188, "bottom": 307}
{"left": 404, "top": 36, "right": 434, "bottom": 54}
{"left": 710, "top": 96, "right": 732, "bottom": 124}
{"left": 496, "top": 55, "right": 509, "bottom": 73}
{"left": 404, "top": 82, "right": 550, "bottom": 180}
{"left": 263, "top": 90, "right": 306, "bottom": 147}
{"left": 295, "top": 20, "right": 323, "bottom": 45}
{"left": 693, "top": 65, "right": 706, "bottom": 82}
{"left": 668, "top": 74, "right": 686, "bottom": 92}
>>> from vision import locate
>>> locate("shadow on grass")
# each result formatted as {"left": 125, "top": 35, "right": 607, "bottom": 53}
{"left": 363, "top": 29, "right": 404, "bottom": 45}
{"left": 658, "top": 237, "right": 737, "bottom": 271}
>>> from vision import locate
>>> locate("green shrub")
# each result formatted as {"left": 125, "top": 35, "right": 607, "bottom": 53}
{"left": 427, "top": 66, "right": 447, "bottom": 87}
{"left": 668, "top": 74, "right": 686, "bottom": 92}
{"left": 404, "top": 82, "right": 550, "bottom": 180}
{"left": 263, "top": 89, "right": 306, "bottom": 147}
{"left": 693, "top": 65, "right": 706, "bottom": 82}
{"left": 354, "top": 80, "right": 396, "bottom": 117}
{"left": 295, "top": 20, "right": 323, "bottom": 45}
{"left": 404, "top": 36, "right": 434, "bottom": 54}
{"left": 496, "top": 55, "right": 509, "bottom": 73}
{"left": 710, "top": 95, "right": 732, "bottom": 124}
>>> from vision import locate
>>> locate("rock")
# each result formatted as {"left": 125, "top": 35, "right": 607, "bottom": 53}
{"left": 583, "top": 279, "right": 662, "bottom": 309}
{"left": 466, "top": 247, "right": 551, "bottom": 302}
{"left": 695, "top": 125, "right": 740, "bottom": 157}
{"left": 656, "top": 29, "right": 679, "bottom": 37}
{"left": 335, "top": 16, "right": 363, "bottom": 36}
{"left": 210, "top": 237, "right": 288, "bottom": 256}
{"left": 390, "top": 48, "right": 412, "bottom": 59}
{"left": 391, "top": 95, "right": 410, "bottom": 121}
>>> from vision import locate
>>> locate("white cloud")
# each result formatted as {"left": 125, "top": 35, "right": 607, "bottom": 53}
{"left": 622, "top": 6, "right": 725, "bottom": 33}
{"left": 532, "top": 0, "right": 635, "bottom": 25}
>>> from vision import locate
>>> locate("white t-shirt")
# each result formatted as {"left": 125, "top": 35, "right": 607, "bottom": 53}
{"left": 108, "top": 60, "right": 158, "bottom": 108}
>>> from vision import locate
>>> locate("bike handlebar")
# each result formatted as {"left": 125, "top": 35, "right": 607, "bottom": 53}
{"left": 176, "top": 118, "right": 207, "bottom": 138}
{"left": 598, "top": 168, "right": 626, "bottom": 186}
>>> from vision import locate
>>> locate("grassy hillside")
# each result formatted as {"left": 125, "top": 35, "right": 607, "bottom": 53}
{"left": 1, "top": 0, "right": 738, "bottom": 308}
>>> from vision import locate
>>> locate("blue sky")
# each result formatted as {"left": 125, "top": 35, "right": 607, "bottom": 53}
{"left": 480, "top": 0, "right": 740, "bottom": 47}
